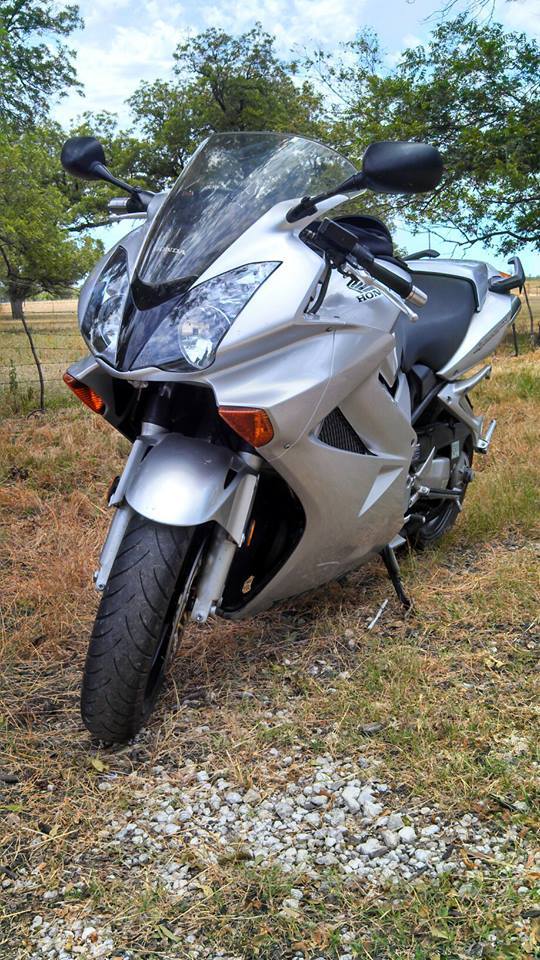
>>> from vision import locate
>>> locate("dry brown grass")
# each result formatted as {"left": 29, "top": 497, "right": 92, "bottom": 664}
{"left": 0, "top": 347, "right": 538, "bottom": 959}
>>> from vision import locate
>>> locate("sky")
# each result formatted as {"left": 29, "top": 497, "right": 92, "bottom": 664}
{"left": 53, "top": 0, "right": 540, "bottom": 273}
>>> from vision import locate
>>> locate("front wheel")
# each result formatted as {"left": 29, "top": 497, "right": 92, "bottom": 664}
{"left": 81, "top": 515, "right": 204, "bottom": 743}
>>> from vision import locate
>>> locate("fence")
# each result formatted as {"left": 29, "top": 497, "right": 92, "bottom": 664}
{"left": 0, "top": 305, "right": 81, "bottom": 406}
{"left": 1, "top": 291, "right": 538, "bottom": 409}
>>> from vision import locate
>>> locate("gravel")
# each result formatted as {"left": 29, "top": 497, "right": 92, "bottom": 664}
{"left": 24, "top": 752, "right": 534, "bottom": 959}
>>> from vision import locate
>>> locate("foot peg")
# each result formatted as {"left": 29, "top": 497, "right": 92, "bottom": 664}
{"left": 380, "top": 545, "right": 412, "bottom": 610}
{"left": 476, "top": 419, "right": 496, "bottom": 454}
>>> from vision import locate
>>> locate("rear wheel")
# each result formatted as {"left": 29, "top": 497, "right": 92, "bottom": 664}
{"left": 407, "top": 445, "right": 473, "bottom": 550}
{"left": 81, "top": 515, "right": 204, "bottom": 743}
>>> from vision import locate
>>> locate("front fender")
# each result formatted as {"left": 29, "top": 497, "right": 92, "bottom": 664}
{"left": 124, "top": 434, "right": 256, "bottom": 543}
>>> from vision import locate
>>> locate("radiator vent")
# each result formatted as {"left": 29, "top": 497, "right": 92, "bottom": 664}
{"left": 318, "top": 408, "right": 369, "bottom": 454}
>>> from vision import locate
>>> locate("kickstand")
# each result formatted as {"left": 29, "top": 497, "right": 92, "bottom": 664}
{"left": 380, "top": 545, "right": 412, "bottom": 610}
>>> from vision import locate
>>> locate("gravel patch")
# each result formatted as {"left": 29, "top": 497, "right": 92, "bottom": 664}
{"left": 27, "top": 917, "right": 117, "bottom": 960}
{"left": 105, "top": 754, "right": 523, "bottom": 892}
{"left": 24, "top": 752, "right": 534, "bottom": 958}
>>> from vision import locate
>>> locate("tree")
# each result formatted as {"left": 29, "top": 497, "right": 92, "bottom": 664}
{"left": 0, "top": 127, "right": 100, "bottom": 408}
{"left": 0, "top": 0, "right": 81, "bottom": 127}
{"left": 127, "top": 25, "right": 325, "bottom": 189}
{"left": 303, "top": 31, "right": 399, "bottom": 228}
{"left": 328, "top": 17, "right": 540, "bottom": 255}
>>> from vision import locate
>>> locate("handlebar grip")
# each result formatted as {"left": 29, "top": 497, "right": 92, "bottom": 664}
{"left": 355, "top": 248, "right": 412, "bottom": 300}
{"left": 108, "top": 196, "right": 130, "bottom": 215}
{"left": 351, "top": 244, "right": 428, "bottom": 307}
{"left": 309, "top": 222, "right": 428, "bottom": 306}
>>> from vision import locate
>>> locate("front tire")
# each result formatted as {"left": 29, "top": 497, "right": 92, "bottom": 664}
{"left": 81, "top": 515, "right": 202, "bottom": 743}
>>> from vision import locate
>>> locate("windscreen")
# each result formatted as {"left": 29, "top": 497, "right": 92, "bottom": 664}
{"left": 136, "top": 132, "right": 356, "bottom": 289}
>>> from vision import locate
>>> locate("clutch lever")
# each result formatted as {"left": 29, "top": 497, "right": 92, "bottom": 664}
{"left": 341, "top": 258, "right": 421, "bottom": 323}
{"left": 311, "top": 219, "right": 427, "bottom": 315}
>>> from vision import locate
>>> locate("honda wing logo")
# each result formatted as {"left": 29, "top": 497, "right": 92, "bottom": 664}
{"left": 347, "top": 277, "right": 382, "bottom": 302}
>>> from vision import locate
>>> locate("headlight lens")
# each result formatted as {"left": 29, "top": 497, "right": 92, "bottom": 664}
{"left": 132, "top": 261, "right": 280, "bottom": 370}
{"left": 81, "top": 247, "right": 129, "bottom": 363}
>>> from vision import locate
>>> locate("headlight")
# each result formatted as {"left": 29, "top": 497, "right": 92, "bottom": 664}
{"left": 81, "top": 247, "right": 129, "bottom": 363}
{"left": 131, "top": 262, "right": 280, "bottom": 371}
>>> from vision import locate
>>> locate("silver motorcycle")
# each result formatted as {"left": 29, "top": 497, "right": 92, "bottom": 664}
{"left": 60, "top": 131, "right": 523, "bottom": 742}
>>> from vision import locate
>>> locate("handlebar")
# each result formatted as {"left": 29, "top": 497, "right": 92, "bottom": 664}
{"left": 365, "top": 256, "right": 427, "bottom": 306}
{"left": 306, "top": 218, "right": 427, "bottom": 307}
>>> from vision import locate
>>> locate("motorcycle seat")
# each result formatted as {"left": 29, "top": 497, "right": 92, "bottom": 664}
{"left": 394, "top": 273, "right": 476, "bottom": 372}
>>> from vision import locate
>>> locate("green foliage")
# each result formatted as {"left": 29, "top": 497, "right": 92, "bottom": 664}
{"left": 70, "top": 18, "right": 539, "bottom": 255}
{"left": 0, "top": 126, "right": 101, "bottom": 309}
{"left": 2, "top": 10, "right": 540, "bottom": 270}
{"left": 0, "top": 0, "right": 81, "bottom": 127}
{"left": 126, "top": 24, "right": 325, "bottom": 189}
{"left": 331, "top": 17, "right": 540, "bottom": 253}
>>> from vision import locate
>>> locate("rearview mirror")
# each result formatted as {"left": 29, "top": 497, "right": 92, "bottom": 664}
{"left": 60, "top": 136, "right": 152, "bottom": 209}
{"left": 60, "top": 136, "right": 109, "bottom": 181}
{"left": 286, "top": 139, "right": 444, "bottom": 222}
{"left": 359, "top": 141, "right": 443, "bottom": 194}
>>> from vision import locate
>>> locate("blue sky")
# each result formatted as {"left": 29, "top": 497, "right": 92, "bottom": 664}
{"left": 54, "top": 0, "right": 540, "bottom": 273}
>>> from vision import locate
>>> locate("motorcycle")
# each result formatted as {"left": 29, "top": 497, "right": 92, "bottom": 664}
{"left": 60, "top": 131, "right": 524, "bottom": 742}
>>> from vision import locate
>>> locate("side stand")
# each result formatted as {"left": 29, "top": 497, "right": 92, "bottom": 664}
{"left": 380, "top": 545, "right": 412, "bottom": 610}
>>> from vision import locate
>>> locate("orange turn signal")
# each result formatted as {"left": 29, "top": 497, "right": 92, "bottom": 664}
{"left": 218, "top": 406, "right": 274, "bottom": 447}
{"left": 63, "top": 372, "right": 105, "bottom": 414}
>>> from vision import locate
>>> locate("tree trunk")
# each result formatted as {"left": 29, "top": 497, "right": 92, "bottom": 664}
{"left": 10, "top": 297, "right": 24, "bottom": 321}
{"left": 11, "top": 297, "right": 45, "bottom": 412}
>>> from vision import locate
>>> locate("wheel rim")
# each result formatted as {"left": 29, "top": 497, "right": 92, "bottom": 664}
{"left": 414, "top": 448, "right": 472, "bottom": 543}
{"left": 419, "top": 498, "right": 460, "bottom": 541}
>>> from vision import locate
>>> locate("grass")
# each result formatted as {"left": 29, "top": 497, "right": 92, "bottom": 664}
{"left": 0, "top": 313, "right": 82, "bottom": 416}
{"left": 0, "top": 310, "right": 539, "bottom": 958}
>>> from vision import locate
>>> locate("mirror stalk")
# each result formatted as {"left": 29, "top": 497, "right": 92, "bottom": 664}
{"left": 85, "top": 163, "right": 154, "bottom": 212}
{"left": 286, "top": 173, "right": 366, "bottom": 224}
{"left": 286, "top": 142, "right": 443, "bottom": 223}
{"left": 90, "top": 161, "right": 138, "bottom": 196}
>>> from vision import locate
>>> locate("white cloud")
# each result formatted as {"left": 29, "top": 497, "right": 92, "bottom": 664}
{"left": 385, "top": 32, "right": 424, "bottom": 68}
{"left": 54, "top": 0, "right": 372, "bottom": 126}
{"left": 54, "top": 17, "right": 189, "bottom": 125}
{"left": 201, "top": 0, "right": 367, "bottom": 51}
{"left": 81, "top": 0, "right": 133, "bottom": 28}
{"left": 496, "top": 0, "right": 540, "bottom": 36}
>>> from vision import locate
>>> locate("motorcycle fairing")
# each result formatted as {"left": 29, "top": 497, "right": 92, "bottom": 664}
{"left": 409, "top": 258, "right": 490, "bottom": 309}
{"left": 69, "top": 135, "right": 521, "bottom": 614}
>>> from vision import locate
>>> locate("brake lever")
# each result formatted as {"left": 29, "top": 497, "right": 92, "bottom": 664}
{"left": 341, "top": 258, "right": 419, "bottom": 322}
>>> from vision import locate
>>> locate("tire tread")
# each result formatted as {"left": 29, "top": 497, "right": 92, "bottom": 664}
{"left": 81, "top": 517, "right": 195, "bottom": 742}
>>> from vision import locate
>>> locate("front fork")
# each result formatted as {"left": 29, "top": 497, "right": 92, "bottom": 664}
{"left": 190, "top": 457, "right": 260, "bottom": 623}
{"left": 94, "top": 424, "right": 262, "bottom": 623}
